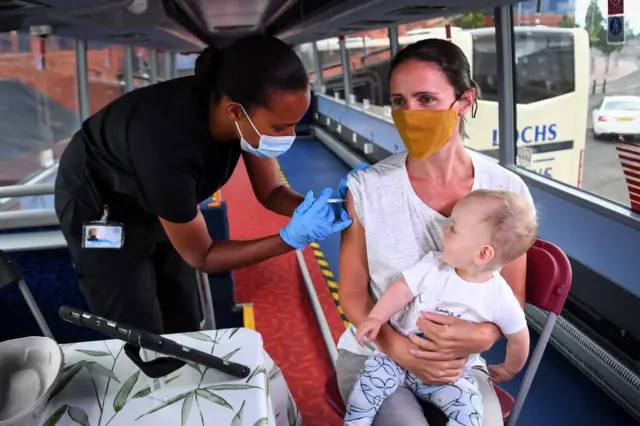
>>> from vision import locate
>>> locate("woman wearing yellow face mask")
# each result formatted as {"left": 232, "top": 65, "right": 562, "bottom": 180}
{"left": 335, "top": 39, "right": 536, "bottom": 426}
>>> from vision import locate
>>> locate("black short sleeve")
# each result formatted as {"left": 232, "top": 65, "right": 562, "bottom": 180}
{"left": 128, "top": 118, "right": 199, "bottom": 224}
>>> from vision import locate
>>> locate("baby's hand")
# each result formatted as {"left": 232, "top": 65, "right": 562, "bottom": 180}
{"left": 356, "top": 318, "right": 383, "bottom": 347}
{"left": 488, "top": 363, "right": 517, "bottom": 384}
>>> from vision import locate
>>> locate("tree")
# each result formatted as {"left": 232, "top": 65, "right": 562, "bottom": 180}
{"left": 453, "top": 11, "right": 485, "bottom": 29}
{"left": 595, "top": 28, "right": 624, "bottom": 74}
{"left": 584, "top": 0, "right": 604, "bottom": 45}
{"left": 624, "top": 20, "right": 635, "bottom": 41}
{"left": 558, "top": 14, "right": 578, "bottom": 28}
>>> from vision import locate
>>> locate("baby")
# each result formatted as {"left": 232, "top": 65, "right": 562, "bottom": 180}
{"left": 343, "top": 189, "right": 538, "bottom": 426}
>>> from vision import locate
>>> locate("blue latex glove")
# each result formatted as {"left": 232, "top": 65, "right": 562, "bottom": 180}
{"left": 336, "top": 162, "right": 371, "bottom": 199}
{"left": 332, "top": 162, "right": 371, "bottom": 217}
{"left": 280, "top": 188, "right": 353, "bottom": 249}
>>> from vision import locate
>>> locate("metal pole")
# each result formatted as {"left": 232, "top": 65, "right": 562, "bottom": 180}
{"left": 506, "top": 313, "right": 558, "bottom": 426}
{"left": 18, "top": 279, "right": 54, "bottom": 339}
{"left": 517, "top": 2, "right": 522, "bottom": 26}
{"left": 296, "top": 250, "right": 339, "bottom": 368}
{"left": 75, "top": 39, "right": 90, "bottom": 121}
{"left": 195, "top": 271, "right": 216, "bottom": 330}
{"left": 171, "top": 53, "right": 178, "bottom": 79}
{"left": 124, "top": 45, "right": 134, "bottom": 92}
{"left": 150, "top": 50, "right": 158, "bottom": 84}
{"left": 312, "top": 42, "right": 324, "bottom": 91}
{"left": 338, "top": 36, "right": 353, "bottom": 103}
{"left": 163, "top": 52, "right": 173, "bottom": 81}
{"left": 494, "top": 5, "right": 517, "bottom": 169}
{"left": 388, "top": 26, "right": 399, "bottom": 57}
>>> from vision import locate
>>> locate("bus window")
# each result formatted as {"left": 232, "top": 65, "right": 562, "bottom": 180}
{"left": 0, "top": 32, "right": 80, "bottom": 195}
{"left": 472, "top": 31, "right": 575, "bottom": 104}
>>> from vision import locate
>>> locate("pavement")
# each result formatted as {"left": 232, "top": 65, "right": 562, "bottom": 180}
{"left": 590, "top": 56, "right": 638, "bottom": 83}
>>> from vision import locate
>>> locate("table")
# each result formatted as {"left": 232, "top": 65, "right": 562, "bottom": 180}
{"left": 38, "top": 328, "right": 303, "bottom": 426}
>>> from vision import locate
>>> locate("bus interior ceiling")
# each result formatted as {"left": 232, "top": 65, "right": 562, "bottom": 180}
{"left": 0, "top": 0, "right": 524, "bottom": 50}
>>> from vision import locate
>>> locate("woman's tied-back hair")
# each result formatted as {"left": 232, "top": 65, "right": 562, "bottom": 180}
{"left": 389, "top": 38, "right": 480, "bottom": 139}
{"left": 194, "top": 34, "right": 309, "bottom": 110}
{"left": 464, "top": 189, "right": 538, "bottom": 266}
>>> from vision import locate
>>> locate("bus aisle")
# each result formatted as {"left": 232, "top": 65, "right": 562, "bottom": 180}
{"left": 278, "top": 137, "right": 638, "bottom": 426}
{"left": 277, "top": 138, "right": 350, "bottom": 285}
{"left": 221, "top": 155, "right": 346, "bottom": 425}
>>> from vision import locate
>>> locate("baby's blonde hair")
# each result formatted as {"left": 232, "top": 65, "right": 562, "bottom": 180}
{"left": 461, "top": 189, "right": 538, "bottom": 265}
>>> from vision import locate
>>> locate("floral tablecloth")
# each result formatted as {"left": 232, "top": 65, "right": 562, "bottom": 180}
{"left": 38, "top": 328, "right": 303, "bottom": 426}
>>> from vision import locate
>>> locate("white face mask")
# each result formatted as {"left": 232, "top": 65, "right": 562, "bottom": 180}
{"left": 235, "top": 105, "right": 296, "bottom": 159}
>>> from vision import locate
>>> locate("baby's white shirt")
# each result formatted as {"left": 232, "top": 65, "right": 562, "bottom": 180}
{"left": 392, "top": 252, "right": 527, "bottom": 366}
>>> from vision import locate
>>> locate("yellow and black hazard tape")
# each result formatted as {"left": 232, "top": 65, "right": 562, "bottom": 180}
{"left": 309, "top": 242, "right": 351, "bottom": 329}
{"left": 274, "top": 160, "right": 351, "bottom": 330}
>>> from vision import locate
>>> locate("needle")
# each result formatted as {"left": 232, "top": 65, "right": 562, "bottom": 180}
{"left": 327, "top": 199, "right": 347, "bottom": 204}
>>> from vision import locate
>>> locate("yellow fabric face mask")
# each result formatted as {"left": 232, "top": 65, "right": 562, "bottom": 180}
{"left": 392, "top": 107, "right": 459, "bottom": 160}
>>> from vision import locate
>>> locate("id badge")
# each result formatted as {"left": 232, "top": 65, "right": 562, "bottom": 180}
{"left": 82, "top": 221, "right": 124, "bottom": 249}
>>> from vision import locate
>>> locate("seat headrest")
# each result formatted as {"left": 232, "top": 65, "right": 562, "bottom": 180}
{"left": 526, "top": 239, "right": 572, "bottom": 315}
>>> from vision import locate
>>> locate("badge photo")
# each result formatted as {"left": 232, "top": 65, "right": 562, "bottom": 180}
{"left": 82, "top": 222, "right": 124, "bottom": 249}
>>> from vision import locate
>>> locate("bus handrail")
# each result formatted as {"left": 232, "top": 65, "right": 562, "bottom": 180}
{"left": 359, "top": 47, "right": 390, "bottom": 65}
{"left": 296, "top": 249, "right": 339, "bottom": 368}
{"left": 0, "top": 183, "right": 55, "bottom": 198}
{"left": 0, "top": 209, "right": 59, "bottom": 231}
{"left": 0, "top": 230, "right": 66, "bottom": 252}
{"left": 116, "top": 73, "right": 164, "bottom": 83}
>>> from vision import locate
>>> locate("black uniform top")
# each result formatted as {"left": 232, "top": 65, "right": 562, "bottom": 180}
{"left": 55, "top": 76, "right": 241, "bottom": 235}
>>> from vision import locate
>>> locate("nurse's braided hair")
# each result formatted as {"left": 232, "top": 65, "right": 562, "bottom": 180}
{"left": 194, "top": 45, "right": 223, "bottom": 86}
{"left": 195, "top": 34, "right": 308, "bottom": 110}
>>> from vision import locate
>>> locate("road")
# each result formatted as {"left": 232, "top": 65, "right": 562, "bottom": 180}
{"left": 581, "top": 135, "right": 631, "bottom": 207}
{"left": 581, "top": 65, "right": 639, "bottom": 208}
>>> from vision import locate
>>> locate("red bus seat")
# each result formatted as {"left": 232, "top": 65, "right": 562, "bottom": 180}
{"left": 324, "top": 238, "right": 572, "bottom": 425}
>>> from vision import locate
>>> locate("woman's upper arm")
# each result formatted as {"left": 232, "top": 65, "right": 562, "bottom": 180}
{"left": 501, "top": 253, "right": 527, "bottom": 308}
{"left": 338, "top": 189, "right": 369, "bottom": 304}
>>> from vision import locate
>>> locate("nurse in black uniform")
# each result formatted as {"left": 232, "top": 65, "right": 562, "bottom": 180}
{"left": 54, "top": 34, "right": 360, "bottom": 335}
